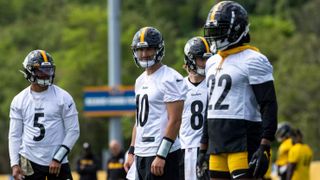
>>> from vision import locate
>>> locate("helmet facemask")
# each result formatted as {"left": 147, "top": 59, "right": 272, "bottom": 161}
{"left": 22, "top": 62, "right": 55, "bottom": 87}
{"left": 133, "top": 41, "right": 164, "bottom": 68}
{"left": 184, "top": 54, "right": 210, "bottom": 76}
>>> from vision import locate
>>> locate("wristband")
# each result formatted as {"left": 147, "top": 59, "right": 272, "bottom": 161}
{"left": 156, "top": 137, "right": 174, "bottom": 159}
{"left": 53, "top": 145, "right": 70, "bottom": 163}
{"left": 128, "top": 146, "right": 135, "bottom": 155}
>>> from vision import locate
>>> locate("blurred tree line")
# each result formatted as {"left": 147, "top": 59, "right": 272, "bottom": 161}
{"left": 0, "top": 0, "right": 319, "bottom": 174}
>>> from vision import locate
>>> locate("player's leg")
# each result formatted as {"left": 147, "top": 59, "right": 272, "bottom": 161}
{"left": 179, "top": 149, "right": 185, "bottom": 180}
{"left": 228, "top": 152, "right": 252, "bottom": 179}
{"left": 227, "top": 121, "right": 262, "bottom": 180}
{"left": 24, "top": 161, "right": 47, "bottom": 180}
{"left": 136, "top": 150, "right": 181, "bottom": 180}
{"left": 47, "top": 163, "right": 73, "bottom": 180}
{"left": 183, "top": 147, "right": 198, "bottom": 180}
{"left": 161, "top": 149, "right": 181, "bottom": 180}
{"left": 209, "top": 153, "right": 231, "bottom": 180}
{"left": 135, "top": 155, "right": 145, "bottom": 180}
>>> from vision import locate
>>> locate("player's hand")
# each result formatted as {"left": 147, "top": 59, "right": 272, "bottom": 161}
{"left": 12, "top": 165, "right": 25, "bottom": 180}
{"left": 49, "top": 160, "right": 61, "bottom": 176}
{"left": 249, "top": 144, "right": 270, "bottom": 178}
{"left": 124, "top": 153, "right": 134, "bottom": 172}
{"left": 151, "top": 156, "right": 165, "bottom": 176}
{"left": 196, "top": 150, "right": 208, "bottom": 179}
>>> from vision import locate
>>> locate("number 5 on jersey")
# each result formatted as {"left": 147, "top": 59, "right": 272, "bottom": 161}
{"left": 33, "top": 112, "right": 45, "bottom": 141}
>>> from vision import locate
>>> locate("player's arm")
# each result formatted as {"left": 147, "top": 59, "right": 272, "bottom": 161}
{"left": 286, "top": 162, "right": 296, "bottom": 180}
{"left": 252, "top": 80, "right": 278, "bottom": 144}
{"left": 8, "top": 118, "right": 23, "bottom": 167}
{"left": 197, "top": 101, "right": 209, "bottom": 178}
{"left": 124, "top": 124, "right": 136, "bottom": 172}
{"left": 249, "top": 81, "right": 277, "bottom": 178}
{"left": 53, "top": 114, "right": 80, "bottom": 163}
{"left": 50, "top": 98, "right": 80, "bottom": 175}
{"left": 151, "top": 100, "right": 184, "bottom": 176}
{"left": 164, "top": 100, "right": 184, "bottom": 140}
{"left": 9, "top": 117, "right": 25, "bottom": 180}
{"left": 53, "top": 97, "right": 80, "bottom": 162}
{"left": 200, "top": 100, "right": 209, "bottom": 151}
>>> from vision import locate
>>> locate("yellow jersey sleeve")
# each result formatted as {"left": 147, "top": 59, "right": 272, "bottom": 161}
{"left": 276, "top": 138, "right": 293, "bottom": 166}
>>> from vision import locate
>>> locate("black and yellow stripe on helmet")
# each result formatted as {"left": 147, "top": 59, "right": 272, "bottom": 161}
{"left": 131, "top": 26, "right": 165, "bottom": 68}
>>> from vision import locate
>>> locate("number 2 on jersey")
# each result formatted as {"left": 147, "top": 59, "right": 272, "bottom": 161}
{"left": 33, "top": 113, "right": 45, "bottom": 141}
{"left": 136, "top": 94, "right": 149, "bottom": 127}
{"left": 207, "top": 74, "right": 231, "bottom": 110}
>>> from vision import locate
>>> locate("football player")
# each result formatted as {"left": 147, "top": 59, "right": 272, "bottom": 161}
{"left": 123, "top": 27, "right": 188, "bottom": 180}
{"left": 287, "top": 129, "right": 313, "bottom": 180}
{"left": 76, "top": 142, "right": 99, "bottom": 180}
{"left": 179, "top": 37, "right": 211, "bottom": 180}
{"left": 8, "top": 50, "right": 80, "bottom": 180}
{"left": 200, "top": 1, "right": 278, "bottom": 179}
{"left": 275, "top": 122, "right": 293, "bottom": 180}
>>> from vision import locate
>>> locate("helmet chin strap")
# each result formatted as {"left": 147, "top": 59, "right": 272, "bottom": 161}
{"left": 138, "top": 59, "right": 156, "bottom": 68}
{"left": 196, "top": 68, "right": 205, "bottom": 76}
{"left": 36, "top": 77, "right": 53, "bottom": 87}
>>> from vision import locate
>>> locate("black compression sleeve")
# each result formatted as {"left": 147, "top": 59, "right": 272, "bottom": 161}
{"left": 252, "top": 81, "right": 278, "bottom": 141}
{"left": 200, "top": 99, "right": 209, "bottom": 145}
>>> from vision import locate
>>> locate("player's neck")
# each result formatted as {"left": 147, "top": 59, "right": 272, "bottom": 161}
{"left": 31, "top": 83, "right": 49, "bottom": 92}
{"left": 188, "top": 73, "right": 205, "bottom": 84}
{"left": 145, "top": 63, "right": 162, "bottom": 75}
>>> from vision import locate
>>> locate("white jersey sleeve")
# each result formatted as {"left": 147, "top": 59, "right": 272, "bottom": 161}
{"left": 8, "top": 98, "right": 23, "bottom": 166}
{"left": 247, "top": 51, "right": 274, "bottom": 84}
{"left": 134, "top": 65, "right": 187, "bottom": 156}
{"left": 160, "top": 70, "right": 187, "bottom": 102}
{"left": 179, "top": 78, "right": 207, "bottom": 149}
{"left": 60, "top": 91, "right": 80, "bottom": 149}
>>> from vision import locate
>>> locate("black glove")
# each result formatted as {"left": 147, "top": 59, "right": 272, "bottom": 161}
{"left": 196, "top": 150, "right": 209, "bottom": 180}
{"left": 249, "top": 144, "right": 271, "bottom": 178}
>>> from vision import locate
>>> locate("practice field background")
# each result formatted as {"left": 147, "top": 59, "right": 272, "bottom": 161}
{"left": 0, "top": 0, "right": 319, "bottom": 176}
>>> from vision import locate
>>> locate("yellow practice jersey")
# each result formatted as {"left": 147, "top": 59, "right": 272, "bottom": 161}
{"left": 276, "top": 138, "right": 293, "bottom": 166}
{"left": 288, "top": 143, "right": 313, "bottom": 180}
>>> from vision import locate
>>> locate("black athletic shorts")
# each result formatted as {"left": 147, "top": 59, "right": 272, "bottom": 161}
{"left": 136, "top": 149, "right": 181, "bottom": 180}
{"left": 24, "top": 161, "right": 72, "bottom": 180}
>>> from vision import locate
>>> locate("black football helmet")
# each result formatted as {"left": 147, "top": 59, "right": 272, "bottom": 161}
{"left": 204, "top": 1, "right": 249, "bottom": 53}
{"left": 131, "top": 27, "right": 165, "bottom": 68}
{"left": 21, "top": 50, "right": 55, "bottom": 86}
{"left": 275, "top": 122, "right": 292, "bottom": 142}
{"left": 184, "top": 37, "right": 212, "bottom": 76}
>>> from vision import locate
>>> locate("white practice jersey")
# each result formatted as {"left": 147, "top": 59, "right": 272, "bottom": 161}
{"left": 180, "top": 77, "right": 207, "bottom": 149}
{"left": 205, "top": 49, "right": 274, "bottom": 121}
{"left": 9, "top": 85, "right": 79, "bottom": 166}
{"left": 134, "top": 65, "right": 188, "bottom": 157}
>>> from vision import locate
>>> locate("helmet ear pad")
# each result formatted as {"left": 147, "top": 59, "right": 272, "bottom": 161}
{"left": 227, "top": 6, "right": 248, "bottom": 43}
{"left": 228, "top": 19, "right": 246, "bottom": 43}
